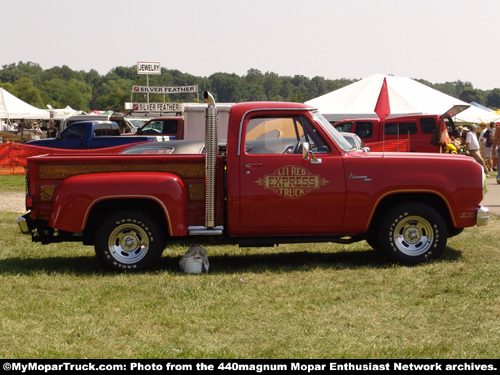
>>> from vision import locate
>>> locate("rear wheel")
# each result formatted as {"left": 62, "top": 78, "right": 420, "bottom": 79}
{"left": 95, "top": 210, "right": 165, "bottom": 271}
{"left": 377, "top": 202, "right": 447, "bottom": 264}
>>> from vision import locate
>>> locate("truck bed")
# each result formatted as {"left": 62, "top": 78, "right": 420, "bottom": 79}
{"left": 27, "top": 153, "right": 225, "bottom": 228}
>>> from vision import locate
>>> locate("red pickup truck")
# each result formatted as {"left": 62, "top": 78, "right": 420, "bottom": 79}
{"left": 17, "top": 92, "right": 489, "bottom": 271}
{"left": 333, "top": 109, "right": 463, "bottom": 153}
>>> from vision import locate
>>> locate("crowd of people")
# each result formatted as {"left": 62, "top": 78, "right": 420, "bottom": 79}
{"left": 489, "top": 122, "right": 500, "bottom": 185}
{"left": 452, "top": 121, "right": 499, "bottom": 184}
{"left": 0, "top": 119, "right": 58, "bottom": 141}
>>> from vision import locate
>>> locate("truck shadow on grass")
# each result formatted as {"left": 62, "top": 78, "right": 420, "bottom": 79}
{"left": 0, "top": 246, "right": 462, "bottom": 275}
{"left": 161, "top": 246, "right": 463, "bottom": 274}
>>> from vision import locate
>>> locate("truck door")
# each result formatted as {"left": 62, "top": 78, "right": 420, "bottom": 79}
{"left": 238, "top": 113, "right": 346, "bottom": 233}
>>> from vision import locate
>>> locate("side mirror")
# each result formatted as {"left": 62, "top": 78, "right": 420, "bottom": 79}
{"left": 302, "top": 142, "right": 321, "bottom": 163}
{"left": 302, "top": 142, "right": 310, "bottom": 160}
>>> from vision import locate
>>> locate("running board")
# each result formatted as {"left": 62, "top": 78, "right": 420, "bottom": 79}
{"left": 188, "top": 226, "right": 224, "bottom": 235}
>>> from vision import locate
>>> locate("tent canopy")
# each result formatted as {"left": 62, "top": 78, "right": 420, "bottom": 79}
{"left": 456, "top": 104, "right": 500, "bottom": 124}
{"left": 46, "top": 105, "right": 83, "bottom": 118}
{"left": 0, "top": 87, "right": 49, "bottom": 120}
{"left": 306, "top": 74, "right": 500, "bottom": 124}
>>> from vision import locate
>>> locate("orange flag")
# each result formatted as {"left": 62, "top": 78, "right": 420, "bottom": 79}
{"left": 439, "top": 117, "right": 450, "bottom": 145}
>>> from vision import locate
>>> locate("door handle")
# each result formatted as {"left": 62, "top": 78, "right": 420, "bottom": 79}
{"left": 245, "top": 163, "right": 263, "bottom": 168}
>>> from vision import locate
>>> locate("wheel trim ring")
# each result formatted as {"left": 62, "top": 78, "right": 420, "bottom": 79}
{"left": 393, "top": 215, "right": 434, "bottom": 256}
{"left": 107, "top": 223, "right": 149, "bottom": 264}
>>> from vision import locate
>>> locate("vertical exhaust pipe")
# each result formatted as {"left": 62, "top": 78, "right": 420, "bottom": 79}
{"left": 204, "top": 91, "right": 218, "bottom": 228}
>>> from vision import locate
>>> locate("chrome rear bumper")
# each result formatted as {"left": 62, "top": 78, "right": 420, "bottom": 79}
{"left": 17, "top": 214, "right": 30, "bottom": 234}
{"left": 477, "top": 206, "right": 489, "bottom": 227}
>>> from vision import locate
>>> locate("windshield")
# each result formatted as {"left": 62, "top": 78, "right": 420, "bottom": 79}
{"left": 311, "top": 111, "right": 355, "bottom": 151}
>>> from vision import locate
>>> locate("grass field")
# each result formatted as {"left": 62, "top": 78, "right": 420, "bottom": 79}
{"left": 0, "top": 175, "right": 499, "bottom": 359}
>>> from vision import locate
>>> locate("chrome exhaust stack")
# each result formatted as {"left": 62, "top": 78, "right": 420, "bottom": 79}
{"left": 204, "top": 91, "right": 218, "bottom": 228}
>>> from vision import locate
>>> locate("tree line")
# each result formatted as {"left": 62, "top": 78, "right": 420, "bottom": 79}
{"left": 1, "top": 62, "right": 500, "bottom": 113}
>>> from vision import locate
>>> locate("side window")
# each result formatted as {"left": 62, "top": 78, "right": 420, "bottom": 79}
{"left": 94, "top": 123, "right": 113, "bottom": 136}
{"left": 245, "top": 115, "right": 329, "bottom": 155}
{"left": 142, "top": 121, "right": 163, "bottom": 133}
{"left": 94, "top": 124, "right": 103, "bottom": 137}
{"left": 354, "top": 121, "right": 373, "bottom": 138}
{"left": 163, "top": 120, "right": 178, "bottom": 134}
{"left": 384, "top": 122, "right": 418, "bottom": 135}
{"left": 334, "top": 122, "right": 353, "bottom": 132}
{"left": 61, "top": 123, "right": 86, "bottom": 140}
{"left": 420, "top": 118, "right": 437, "bottom": 134}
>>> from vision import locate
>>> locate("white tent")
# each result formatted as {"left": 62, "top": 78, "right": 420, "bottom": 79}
{"left": 306, "top": 74, "right": 500, "bottom": 124}
{"left": 0, "top": 87, "right": 49, "bottom": 120}
{"left": 454, "top": 104, "right": 500, "bottom": 124}
{"left": 45, "top": 105, "right": 83, "bottom": 118}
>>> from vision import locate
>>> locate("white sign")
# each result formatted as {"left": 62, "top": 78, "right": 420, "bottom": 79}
{"left": 132, "top": 102, "right": 184, "bottom": 112}
{"left": 132, "top": 85, "right": 198, "bottom": 94}
{"left": 137, "top": 62, "right": 161, "bottom": 75}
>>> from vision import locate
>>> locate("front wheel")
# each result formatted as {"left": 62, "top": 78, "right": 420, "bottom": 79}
{"left": 95, "top": 210, "right": 165, "bottom": 271}
{"left": 377, "top": 202, "right": 448, "bottom": 265}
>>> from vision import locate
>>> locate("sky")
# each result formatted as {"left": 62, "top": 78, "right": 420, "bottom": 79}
{"left": 3, "top": 0, "right": 500, "bottom": 90}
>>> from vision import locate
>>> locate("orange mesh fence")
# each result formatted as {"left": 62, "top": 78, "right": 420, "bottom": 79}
{"left": 365, "top": 139, "right": 410, "bottom": 152}
{"left": 1, "top": 139, "right": 410, "bottom": 175}
{"left": 0, "top": 142, "right": 149, "bottom": 175}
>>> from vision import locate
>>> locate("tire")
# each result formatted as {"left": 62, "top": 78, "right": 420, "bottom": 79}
{"left": 95, "top": 210, "right": 165, "bottom": 272}
{"left": 377, "top": 202, "right": 447, "bottom": 265}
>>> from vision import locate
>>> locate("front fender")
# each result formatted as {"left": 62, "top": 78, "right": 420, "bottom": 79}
{"left": 50, "top": 172, "right": 187, "bottom": 235}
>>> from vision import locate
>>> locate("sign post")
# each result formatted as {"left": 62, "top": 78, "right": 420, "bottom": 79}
{"left": 136, "top": 62, "right": 161, "bottom": 103}
{"left": 131, "top": 61, "right": 199, "bottom": 115}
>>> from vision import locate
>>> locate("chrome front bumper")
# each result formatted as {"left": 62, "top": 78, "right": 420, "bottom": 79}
{"left": 477, "top": 206, "right": 489, "bottom": 227}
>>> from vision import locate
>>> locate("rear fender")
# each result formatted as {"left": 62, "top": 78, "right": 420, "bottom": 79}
{"left": 50, "top": 172, "right": 187, "bottom": 235}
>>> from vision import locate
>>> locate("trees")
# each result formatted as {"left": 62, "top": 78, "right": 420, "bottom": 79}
{"left": 1, "top": 61, "right": 498, "bottom": 112}
{"left": 14, "top": 77, "right": 45, "bottom": 108}
{"left": 459, "top": 87, "right": 484, "bottom": 105}
{"left": 486, "top": 89, "right": 500, "bottom": 109}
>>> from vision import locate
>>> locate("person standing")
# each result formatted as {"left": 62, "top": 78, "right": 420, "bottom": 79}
{"left": 491, "top": 123, "right": 500, "bottom": 184}
{"left": 466, "top": 125, "right": 488, "bottom": 171}
{"left": 483, "top": 122, "right": 495, "bottom": 172}
{"left": 32, "top": 122, "right": 43, "bottom": 140}
{"left": 47, "top": 120, "right": 57, "bottom": 138}
{"left": 479, "top": 122, "right": 488, "bottom": 160}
